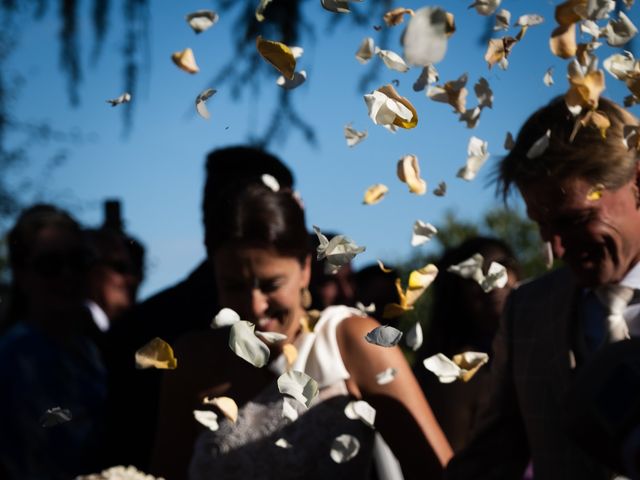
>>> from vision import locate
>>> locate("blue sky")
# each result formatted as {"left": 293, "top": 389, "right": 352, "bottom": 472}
{"left": 6, "top": 0, "right": 638, "bottom": 298}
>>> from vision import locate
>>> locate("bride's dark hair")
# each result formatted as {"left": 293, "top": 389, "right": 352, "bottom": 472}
{"left": 205, "top": 180, "right": 309, "bottom": 263}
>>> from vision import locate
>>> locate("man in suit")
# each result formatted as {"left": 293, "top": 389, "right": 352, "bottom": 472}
{"left": 103, "top": 146, "right": 295, "bottom": 469}
{"left": 445, "top": 96, "right": 640, "bottom": 479}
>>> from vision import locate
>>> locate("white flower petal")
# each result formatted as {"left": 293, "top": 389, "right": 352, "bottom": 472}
{"left": 106, "top": 92, "right": 131, "bottom": 107}
{"left": 321, "top": 0, "right": 359, "bottom": 14}
{"left": 211, "top": 307, "right": 240, "bottom": 328}
{"left": 255, "top": 0, "right": 274, "bottom": 21}
{"left": 344, "top": 123, "right": 368, "bottom": 147}
{"left": 193, "top": 410, "right": 219, "bottom": 431}
{"left": 603, "top": 51, "right": 636, "bottom": 80}
{"left": 456, "top": 136, "right": 489, "bottom": 181}
{"left": 412, "top": 64, "right": 439, "bottom": 91}
{"left": 195, "top": 88, "right": 217, "bottom": 120}
{"left": 468, "top": 0, "right": 501, "bottom": 16}
{"left": 447, "top": 253, "right": 485, "bottom": 284}
{"left": 355, "top": 37, "right": 375, "bottom": 64}
{"left": 275, "top": 438, "right": 292, "bottom": 448}
{"left": 411, "top": 220, "right": 437, "bottom": 246}
{"left": 515, "top": 14, "right": 544, "bottom": 27}
{"left": 276, "top": 70, "right": 307, "bottom": 90}
{"left": 402, "top": 6, "right": 451, "bottom": 66}
{"left": 344, "top": 400, "right": 376, "bottom": 428}
{"left": 494, "top": 9, "right": 511, "bottom": 31}
{"left": 376, "top": 48, "right": 410, "bottom": 73}
{"left": 543, "top": 67, "right": 554, "bottom": 86}
{"left": 603, "top": 11, "right": 638, "bottom": 47}
{"left": 375, "top": 367, "right": 398, "bottom": 385}
{"left": 330, "top": 434, "right": 361, "bottom": 463}
{"left": 480, "top": 261, "right": 509, "bottom": 292}
{"left": 277, "top": 370, "right": 319, "bottom": 408}
{"left": 282, "top": 397, "right": 300, "bottom": 421}
{"left": 364, "top": 325, "right": 403, "bottom": 347}
{"left": 355, "top": 301, "right": 376, "bottom": 314}
{"left": 405, "top": 322, "right": 423, "bottom": 351}
{"left": 202, "top": 396, "right": 238, "bottom": 423}
{"left": 40, "top": 407, "right": 72, "bottom": 427}
{"left": 186, "top": 10, "right": 219, "bottom": 34}
{"left": 228, "top": 321, "right": 270, "bottom": 368}
{"left": 526, "top": 129, "right": 551, "bottom": 159}
{"left": 260, "top": 173, "right": 280, "bottom": 192}
{"left": 423, "top": 353, "right": 461, "bottom": 383}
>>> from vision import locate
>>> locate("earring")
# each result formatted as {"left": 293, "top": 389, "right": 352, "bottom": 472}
{"left": 301, "top": 287, "right": 312, "bottom": 309}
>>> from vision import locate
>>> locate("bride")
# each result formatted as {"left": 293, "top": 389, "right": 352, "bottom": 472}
{"left": 151, "top": 178, "right": 452, "bottom": 479}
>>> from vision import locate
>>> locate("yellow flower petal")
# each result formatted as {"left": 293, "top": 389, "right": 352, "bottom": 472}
{"left": 256, "top": 36, "right": 296, "bottom": 80}
{"left": 171, "top": 48, "right": 199, "bottom": 74}
{"left": 363, "top": 183, "right": 389, "bottom": 205}
{"left": 586, "top": 183, "right": 605, "bottom": 201}
{"left": 452, "top": 351, "right": 489, "bottom": 382}
{"left": 377, "top": 84, "right": 418, "bottom": 129}
{"left": 397, "top": 154, "right": 427, "bottom": 195}
{"left": 383, "top": 7, "right": 414, "bottom": 27}
{"left": 203, "top": 396, "right": 239, "bottom": 423}
{"left": 135, "top": 337, "right": 178, "bottom": 369}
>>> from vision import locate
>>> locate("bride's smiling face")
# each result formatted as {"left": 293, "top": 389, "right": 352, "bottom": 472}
{"left": 213, "top": 246, "right": 311, "bottom": 342}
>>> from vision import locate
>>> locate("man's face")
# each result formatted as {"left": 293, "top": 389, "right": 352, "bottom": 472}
{"left": 522, "top": 172, "right": 640, "bottom": 287}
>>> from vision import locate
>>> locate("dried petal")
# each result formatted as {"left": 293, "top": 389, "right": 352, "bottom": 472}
{"left": 375, "top": 47, "right": 410, "bottom": 72}
{"left": 494, "top": 9, "right": 511, "bottom": 31}
{"left": 171, "top": 48, "right": 199, "bottom": 74}
{"left": 526, "top": 129, "right": 551, "bottom": 159}
{"left": 402, "top": 6, "right": 452, "bottom": 66}
{"left": 457, "top": 136, "right": 490, "bottom": 181}
{"left": 186, "top": 10, "right": 219, "bottom": 34}
{"left": 363, "top": 184, "right": 389, "bottom": 205}
{"left": 40, "top": 407, "right": 72, "bottom": 427}
{"left": 566, "top": 62, "right": 605, "bottom": 112}
{"left": 376, "top": 367, "right": 398, "bottom": 385}
{"left": 255, "top": 0, "right": 273, "bottom": 21}
{"left": 428, "top": 73, "right": 468, "bottom": 113}
{"left": 228, "top": 321, "right": 270, "bottom": 368}
{"left": 413, "top": 65, "right": 439, "bottom": 91}
{"left": 581, "top": 19, "right": 602, "bottom": 37}
{"left": 452, "top": 351, "right": 489, "bottom": 381}
{"left": 277, "top": 370, "right": 319, "bottom": 408}
{"left": 504, "top": 132, "right": 515, "bottom": 150}
{"left": 276, "top": 71, "right": 307, "bottom": 89}
{"left": 211, "top": 307, "right": 240, "bottom": 328}
{"left": 106, "top": 92, "right": 131, "bottom": 107}
{"left": 550, "top": 24, "right": 577, "bottom": 59}
{"left": 365, "top": 325, "right": 403, "bottom": 347}
{"left": 256, "top": 36, "right": 297, "bottom": 80}
{"left": 603, "top": 51, "right": 637, "bottom": 80}
{"left": 405, "top": 322, "right": 423, "bottom": 351}
{"left": 377, "top": 259, "right": 393, "bottom": 273}
{"left": 555, "top": 0, "right": 585, "bottom": 26}
{"left": 135, "top": 337, "right": 177, "bottom": 369}
{"left": 516, "top": 14, "right": 544, "bottom": 27}
{"left": 202, "top": 396, "right": 238, "bottom": 423}
{"left": 355, "top": 37, "right": 375, "bottom": 64}
{"left": 468, "top": 0, "right": 501, "bottom": 16}
{"left": 603, "top": 11, "right": 638, "bottom": 46}
{"left": 475, "top": 77, "right": 493, "bottom": 109}
{"left": 193, "top": 410, "right": 219, "bottom": 431}
{"left": 543, "top": 67, "right": 554, "bottom": 86}
{"left": 330, "top": 434, "right": 360, "bottom": 463}
{"left": 195, "top": 88, "right": 217, "bottom": 120}
{"left": 411, "top": 220, "right": 437, "bottom": 246}
{"left": 344, "top": 400, "right": 376, "bottom": 427}
{"left": 384, "top": 7, "right": 414, "bottom": 26}
{"left": 344, "top": 123, "right": 368, "bottom": 147}
{"left": 433, "top": 181, "right": 447, "bottom": 196}
{"left": 484, "top": 37, "right": 518, "bottom": 69}
{"left": 397, "top": 154, "right": 427, "bottom": 195}
{"left": 321, "top": 0, "right": 361, "bottom": 14}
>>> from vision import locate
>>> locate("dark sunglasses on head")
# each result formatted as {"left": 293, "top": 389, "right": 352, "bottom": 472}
{"left": 29, "top": 249, "right": 94, "bottom": 277}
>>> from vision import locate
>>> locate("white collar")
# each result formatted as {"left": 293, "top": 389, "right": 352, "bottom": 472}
{"left": 620, "top": 261, "right": 640, "bottom": 290}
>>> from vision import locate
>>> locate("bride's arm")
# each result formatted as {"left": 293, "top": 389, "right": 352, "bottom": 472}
{"left": 337, "top": 315, "right": 453, "bottom": 479}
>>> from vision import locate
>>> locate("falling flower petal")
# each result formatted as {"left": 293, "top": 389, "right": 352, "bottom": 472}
{"left": 581, "top": 19, "right": 602, "bottom": 38}
{"left": 586, "top": 183, "right": 605, "bottom": 201}
{"left": 313, "top": 226, "right": 366, "bottom": 273}
{"left": 516, "top": 14, "right": 544, "bottom": 27}
{"left": 623, "top": 125, "right": 640, "bottom": 150}
{"left": 504, "top": 132, "right": 515, "bottom": 150}
{"left": 402, "top": 6, "right": 453, "bottom": 66}
{"left": 135, "top": 337, "right": 177, "bottom": 369}
{"left": 211, "top": 307, "right": 241, "bottom": 328}
{"left": 193, "top": 410, "right": 219, "bottom": 431}
{"left": 344, "top": 123, "right": 368, "bottom": 147}
{"left": 256, "top": 36, "right": 296, "bottom": 80}
{"left": 276, "top": 71, "right": 307, "bottom": 90}
{"left": 283, "top": 343, "right": 298, "bottom": 368}
{"left": 475, "top": 77, "right": 493, "bottom": 109}
{"left": 405, "top": 322, "right": 423, "bottom": 351}
{"left": 365, "top": 325, "right": 403, "bottom": 347}
{"left": 384, "top": 7, "right": 414, "bottom": 26}
{"left": 364, "top": 85, "right": 418, "bottom": 130}
{"left": 106, "top": 92, "right": 131, "bottom": 107}
{"left": 355, "top": 302, "right": 376, "bottom": 314}
{"left": 406, "top": 263, "right": 438, "bottom": 306}
{"left": 480, "top": 261, "right": 509, "bottom": 293}
{"left": 447, "top": 254, "right": 485, "bottom": 283}
{"left": 433, "top": 181, "right": 447, "bottom": 196}
{"left": 452, "top": 351, "right": 490, "bottom": 381}
{"left": 603, "top": 51, "right": 637, "bottom": 80}
{"left": 411, "top": 220, "right": 437, "bottom": 246}
{"left": 527, "top": 129, "right": 551, "bottom": 158}
{"left": 459, "top": 107, "right": 482, "bottom": 129}
{"left": 485, "top": 36, "right": 518, "bottom": 69}
{"left": 40, "top": 407, "right": 72, "bottom": 427}
{"left": 171, "top": 48, "right": 199, "bottom": 74}
{"left": 275, "top": 438, "right": 292, "bottom": 449}
{"left": 195, "top": 88, "right": 217, "bottom": 120}
{"left": 363, "top": 184, "right": 389, "bottom": 205}
{"left": 423, "top": 351, "right": 489, "bottom": 383}
{"left": 282, "top": 397, "right": 300, "bottom": 421}
{"left": 261, "top": 174, "right": 280, "bottom": 192}
{"left": 565, "top": 60, "right": 605, "bottom": 114}
{"left": 550, "top": 24, "right": 577, "bottom": 59}
{"left": 344, "top": 400, "right": 376, "bottom": 428}
{"left": 494, "top": 9, "right": 511, "bottom": 31}
{"left": 603, "top": 11, "right": 638, "bottom": 46}
{"left": 413, "top": 65, "right": 439, "bottom": 91}
{"left": 468, "top": 0, "right": 501, "bottom": 16}
{"left": 428, "top": 73, "right": 468, "bottom": 113}
{"left": 543, "top": 67, "right": 554, "bottom": 86}
{"left": 76, "top": 465, "right": 162, "bottom": 480}
{"left": 255, "top": 0, "right": 273, "bottom": 21}
{"left": 202, "top": 396, "right": 238, "bottom": 423}
{"left": 397, "top": 154, "right": 427, "bottom": 195}
{"left": 543, "top": 241, "right": 554, "bottom": 269}
{"left": 457, "top": 136, "right": 490, "bottom": 181}
{"left": 186, "top": 10, "right": 219, "bottom": 34}
{"left": 375, "top": 47, "right": 410, "bottom": 73}
{"left": 376, "top": 367, "right": 398, "bottom": 385}
{"left": 278, "top": 370, "right": 319, "bottom": 408}
{"left": 229, "top": 321, "right": 270, "bottom": 368}
{"left": 255, "top": 331, "right": 288, "bottom": 344}
{"left": 355, "top": 37, "right": 375, "bottom": 64}
{"left": 377, "top": 259, "right": 393, "bottom": 273}
{"left": 321, "top": 0, "right": 361, "bottom": 14}
{"left": 330, "top": 434, "right": 360, "bottom": 463}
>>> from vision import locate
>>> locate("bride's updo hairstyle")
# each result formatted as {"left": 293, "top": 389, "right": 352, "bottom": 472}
{"left": 205, "top": 179, "right": 310, "bottom": 264}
